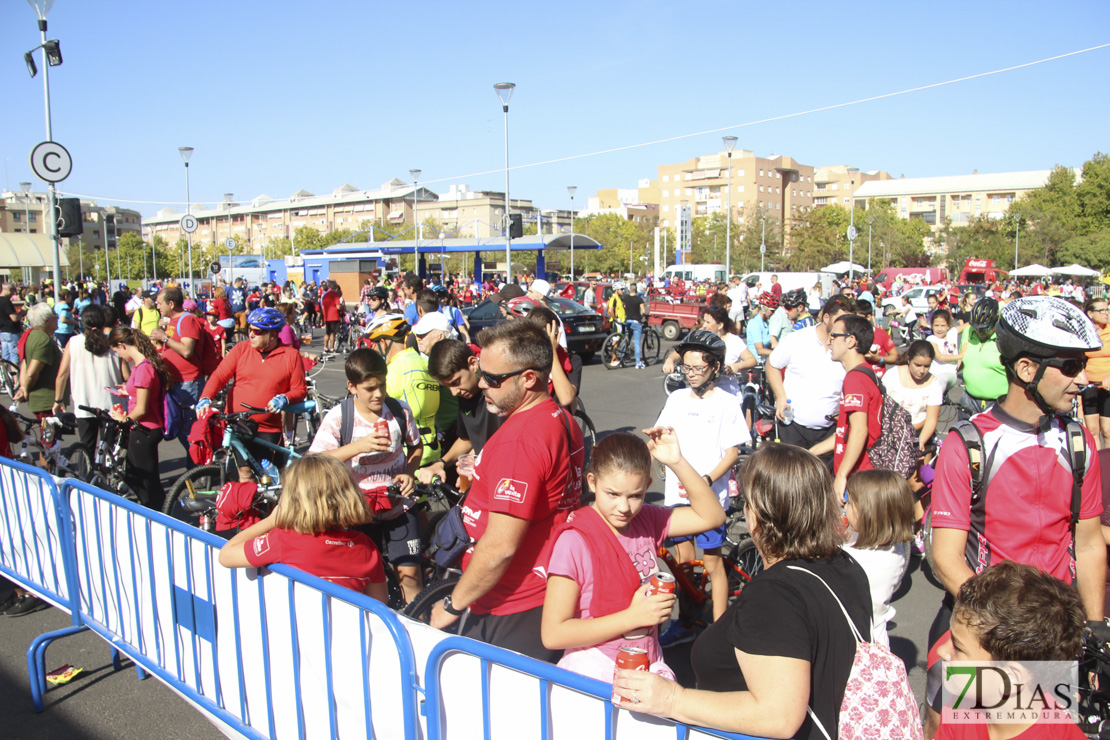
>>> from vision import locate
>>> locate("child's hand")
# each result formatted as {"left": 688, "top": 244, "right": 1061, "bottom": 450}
{"left": 627, "top": 583, "right": 675, "bottom": 628}
{"left": 643, "top": 426, "right": 682, "bottom": 467}
{"left": 393, "top": 474, "right": 414, "bottom": 497}
{"left": 545, "top": 321, "right": 559, "bottom": 352}
{"left": 358, "top": 430, "right": 391, "bottom": 453}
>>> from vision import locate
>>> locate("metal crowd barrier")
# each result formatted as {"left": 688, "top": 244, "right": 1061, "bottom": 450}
{"left": 0, "top": 459, "right": 768, "bottom": 740}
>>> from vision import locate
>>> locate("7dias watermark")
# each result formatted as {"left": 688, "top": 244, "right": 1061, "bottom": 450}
{"left": 941, "top": 661, "right": 1079, "bottom": 724}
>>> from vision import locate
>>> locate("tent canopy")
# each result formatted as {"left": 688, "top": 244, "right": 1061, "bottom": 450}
{"left": 1009, "top": 263, "right": 1053, "bottom": 277}
{"left": 1051, "top": 264, "right": 1101, "bottom": 277}
{"left": 0, "top": 232, "right": 69, "bottom": 268}
{"left": 821, "top": 261, "right": 869, "bottom": 274}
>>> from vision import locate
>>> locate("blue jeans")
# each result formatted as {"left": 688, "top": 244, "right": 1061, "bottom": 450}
{"left": 170, "top": 378, "right": 204, "bottom": 449}
{"left": 0, "top": 332, "right": 19, "bottom": 365}
{"left": 627, "top": 320, "right": 643, "bottom": 365}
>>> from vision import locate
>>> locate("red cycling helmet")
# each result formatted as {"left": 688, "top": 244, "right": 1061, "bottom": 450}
{"left": 758, "top": 292, "right": 780, "bottom": 309}
{"left": 505, "top": 296, "right": 541, "bottom": 318}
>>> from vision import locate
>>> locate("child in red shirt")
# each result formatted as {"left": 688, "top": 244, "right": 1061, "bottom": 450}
{"left": 204, "top": 309, "right": 227, "bottom": 356}
{"left": 218, "top": 454, "right": 387, "bottom": 600}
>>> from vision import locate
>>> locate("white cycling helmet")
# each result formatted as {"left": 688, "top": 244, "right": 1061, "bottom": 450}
{"left": 612, "top": 281, "right": 626, "bottom": 290}
{"left": 997, "top": 296, "right": 1101, "bottom": 360}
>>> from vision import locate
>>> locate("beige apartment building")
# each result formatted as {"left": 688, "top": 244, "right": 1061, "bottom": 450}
{"left": 142, "top": 179, "right": 538, "bottom": 252}
{"left": 812, "top": 165, "right": 892, "bottom": 208}
{"left": 852, "top": 169, "right": 1070, "bottom": 230}
{"left": 1, "top": 190, "right": 141, "bottom": 256}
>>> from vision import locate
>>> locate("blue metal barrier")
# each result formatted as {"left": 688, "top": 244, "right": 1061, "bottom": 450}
{"left": 59, "top": 479, "right": 422, "bottom": 739}
{"left": 423, "top": 636, "right": 763, "bottom": 740}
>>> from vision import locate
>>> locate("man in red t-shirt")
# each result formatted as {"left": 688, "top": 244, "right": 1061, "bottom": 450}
{"left": 811, "top": 313, "right": 882, "bottom": 498}
{"left": 769, "top": 274, "right": 783, "bottom": 300}
{"left": 319, "top": 281, "right": 343, "bottom": 353}
{"left": 430, "top": 321, "right": 584, "bottom": 662}
{"left": 150, "top": 287, "right": 207, "bottom": 448}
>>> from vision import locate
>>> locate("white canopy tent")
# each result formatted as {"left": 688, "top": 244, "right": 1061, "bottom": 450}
{"left": 1051, "top": 264, "right": 1101, "bottom": 277}
{"left": 1009, "top": 263, "right": 1053, "bottom": 277}
{"left": 821, "top": 261, "right": 869, "bottom": 275}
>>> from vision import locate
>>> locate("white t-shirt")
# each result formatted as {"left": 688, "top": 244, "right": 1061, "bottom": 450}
{"left": 768, "top": 325, "right": 845, "bottom": 430}
{"left": 842, "top": 543, "right": 909, "bottom": 648}
{"left": 727, "top": 285, "right": 749, "bottom": 323}
{"left": 68, "top": 333, "right": 125, "bottom": 419}
{"left": 927, "top": 327, "right": 960, "bottom": 388}
{"left": 881, "top": 365, "right": 943, "bottom": 426}
{"left": 308, "top": 401, "right": 420, "bottom": 495}
{"left": 655, "top": 387, "right": 750, "bottom": 507}
{"left": 714, "top": 333, "right": 747, "bottom": 396}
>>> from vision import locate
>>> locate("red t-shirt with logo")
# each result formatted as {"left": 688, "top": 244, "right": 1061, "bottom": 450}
{"left": 320, "top": 291, "right": 342, "bottom": 322}
{"left": 833, "top": 367, "right": 883, "bottom": 476}
{"left": 461, "top": 397, "right": 584, "bottom": 615}
{"left": 244, "top": 527, "right": 384, "bottom": 593}
{"left": 161, "top": 312, "right": 206, "bottom": 383}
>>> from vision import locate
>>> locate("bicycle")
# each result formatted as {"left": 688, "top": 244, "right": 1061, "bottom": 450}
{"left": 75, "top": 405, "right": 139, "bottom": 502}
{"left": 602, "top": 321, "right": 660, "bottom": 369}
{"left": 11, "top": 411, "right": 84, "bottom": 478}
{"left": 0, "top": 359, "right": 19, "bottom": 401}
{"left": 300, "top": 377, "right": 345, "bottom": 443}
{"left": 161, "top": 401, "right": 314, "bottom": 530}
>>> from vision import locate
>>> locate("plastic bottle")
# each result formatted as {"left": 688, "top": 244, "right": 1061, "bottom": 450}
{"left": 783, "top": 399, "right": 794, "bottom": 425}
{"left": 259, "top": 459, "right": 281, "bottom": 486}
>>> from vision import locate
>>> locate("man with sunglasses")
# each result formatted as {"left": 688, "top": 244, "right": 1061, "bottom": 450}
{"left": 430, "top": 321, "right": 583, "bottom": 662}
{"left": 924, "top": 296, "right": 1105, "bottom": 738}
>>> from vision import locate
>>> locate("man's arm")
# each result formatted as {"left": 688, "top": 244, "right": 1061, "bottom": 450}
{"left": 931, "top": 527, "right": 974, "bottom": 597}
{"left": 833, "top": 410, "right": 869, "bottom": 496}
{"left": 1075, "top": 516, "right": 1107, "bottom": 620}
{"left": 429, "top": 512, "right": 530, "bottom": 629}
{"left": 765, "top": 363, "right": 788, "bottom": 420}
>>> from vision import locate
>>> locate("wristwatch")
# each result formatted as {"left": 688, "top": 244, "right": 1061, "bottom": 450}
{"left": 703, "top": 474, "right": 714, "bottom": 486}
{"left": 442, "top": 594, "right": 465, "bottom": 617}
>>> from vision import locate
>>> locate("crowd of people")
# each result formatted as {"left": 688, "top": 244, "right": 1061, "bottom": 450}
{"left": 1, "top": 264, "right": 1109, "bottom": 738}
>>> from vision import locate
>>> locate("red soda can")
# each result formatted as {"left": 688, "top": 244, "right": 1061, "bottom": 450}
{"left": 613, "top": 646, "right": 650, "bottom": 702}
{"left": 374, "top": 420, "right": 389, "bottom": 438}
{"left": 647, "top": 573, "right": 675, "bottom": 597}
{"left": 113, "top": 404, "right": 124, "bottom": 416}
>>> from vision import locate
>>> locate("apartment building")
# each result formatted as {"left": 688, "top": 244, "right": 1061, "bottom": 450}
{"left": 142, "top": 180, "right": 538, "bottom": 251}
{"left": 1, "top": 190, "right": 141, "bottom": 254}
{"left": 0, "top": 190, "right": 47, "bottom": 234}
{"left": 812, "top": 165, "right": 892, "bottom": 209}
{"left": 852, "top": 169, "right": 1070, "bottom": 230}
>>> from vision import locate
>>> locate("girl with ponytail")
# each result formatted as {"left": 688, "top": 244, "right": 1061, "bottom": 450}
{"left": 54, "top": 304, "right": 125, "bottom": 456}
{"left": 108, "top": 326, "right": 169, "bottom": 509}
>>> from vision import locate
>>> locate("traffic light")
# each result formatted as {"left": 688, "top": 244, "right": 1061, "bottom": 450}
{"left": 509, "top": 213, "right": 523, "bottom": 239}
{"left": 54, "top": 198, "right": 83, "bottom": 237}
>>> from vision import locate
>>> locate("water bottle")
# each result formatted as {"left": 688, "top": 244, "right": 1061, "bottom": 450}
{"left": 783, "top": 399, "right": 794, "bottom": 425}
{"left": 259, "top": 459, "right": 281, "bottom": 486}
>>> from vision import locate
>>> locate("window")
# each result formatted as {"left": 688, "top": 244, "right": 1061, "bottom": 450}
{"left": 662, "top": 204, "right": 669, "bottom": 212}
{"left": 737, "top": 169, "right": 745, "bottom": 176}
{"left": 759, "top": 169, "right": 764, "bottom": 177}
{"left": 93, "top": 230, "right": 100, "bottom": 238}
{"left": 662, "top": 190, "right": 669, "bottom": 197}
{"left": 663, "top": 175, "right": 669, "bottom": 182}
{"left": 12, "top": 213, "right": 19, "bottom": 222}
{"left": 759, "top": 186, "right": 764, "bottom": 193}
{"left": 737, "top": 185, "right": 745, "bottom": 193}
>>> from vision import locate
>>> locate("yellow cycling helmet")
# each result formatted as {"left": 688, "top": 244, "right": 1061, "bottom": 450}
{"left": 365, "top": 313, "right": 410, "bottom": 341}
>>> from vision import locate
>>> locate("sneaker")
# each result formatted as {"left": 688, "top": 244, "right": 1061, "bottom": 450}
{"left": 0, "top": 590, "right": 18, "bottom": 614}
{"left": 912, "top": 530, "right": 926, "bottom": 556}
{"left": 6, "top": 593, "right": 49, "bottom": 617}
{"left": 635, "top": 363, "right": 646, "bottom": 369}
{"left": 658, "top": 620, "right": 701, "bottom": 648}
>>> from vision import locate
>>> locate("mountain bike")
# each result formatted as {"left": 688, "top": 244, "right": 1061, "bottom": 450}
{"left": 74, "top": 405, "right": 139, "bottom": 502}
{"left": 161, "top": 401, "right": 314, "bottom": 530}
{"left": 11, "top": 412, "right": 84, "bottom": 478}
{"left": 602, "top": 321, "right": 661, "bottom": 369}
{"left": 0, "top": 359, "right": 19, "bottom": 401}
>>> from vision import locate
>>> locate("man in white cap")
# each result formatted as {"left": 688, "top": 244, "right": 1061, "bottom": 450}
{"left": 412, "top": 309, "right": 460, "bottom": 454}
{"left": 527, "top": 279, "right": 551, "bottom": 303}
{"left": 412, "top": 310, "right": 454, "bottom": 357}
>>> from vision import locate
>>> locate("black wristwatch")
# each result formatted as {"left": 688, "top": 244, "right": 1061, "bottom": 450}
{"left": 442, "top": 594, "right": 465, "bottom": 617}
{"left": 703, "top": 474, "right": 713, "bottom": 486}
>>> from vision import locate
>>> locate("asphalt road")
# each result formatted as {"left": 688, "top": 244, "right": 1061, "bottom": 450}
{"left": 0, "top": 337, "right": 944, "bottom": 736}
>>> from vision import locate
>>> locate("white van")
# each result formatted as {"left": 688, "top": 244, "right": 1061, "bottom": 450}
{"left": 662, "top": 264, "right": 727, "bottom": 284}
{"left": 741, "top": 271, "right": 834, "bottom": 298}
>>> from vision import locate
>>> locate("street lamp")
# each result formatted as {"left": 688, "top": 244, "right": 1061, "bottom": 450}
{"left": 225, "top": 193, "right": 234, "bottom": 284}
{"left": 24, "top": 0, "right": 64, "bottom": 285}
{"left": 179, "top": 146, "right": 194, "bottom": 291}
{"left": 867, "top": 213, "right": 874, "bottom": 273}
{"left": 760, "top": 208, "right": 767, "bottom": 272}
{"left": 19, "top": 182, "right": 32, "bottom": 236}
{"left": 723, "top": 136, "right": 738, "bottom": 277}
{"left": 567, "top": 185, "right": 577, "bottom": 279}
{"left": 1013, "top": 214, "right": 1020, "bottom": 271}
{"left": 494, "top": 82, "right": 516, "bottom": 282}
{"left": 847, "top": 167, "right": 859, "bottom": 282}
{"left": 410, "top": 169, "right": 421, "bottom": 277}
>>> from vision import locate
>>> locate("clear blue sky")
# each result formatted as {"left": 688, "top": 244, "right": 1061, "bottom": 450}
{"left": 3, "top": 0, "right": 1108, "bottom": 220}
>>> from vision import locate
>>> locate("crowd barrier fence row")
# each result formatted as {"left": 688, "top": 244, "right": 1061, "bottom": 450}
{"left": 0, "top": 459, "right": 761, "bottom": 740}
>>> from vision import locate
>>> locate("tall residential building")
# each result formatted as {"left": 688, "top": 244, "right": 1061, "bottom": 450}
{"left": 1, "top": 190, "right": 141, "bottom": 257}
{"left": 852, "top": 169, "right": 1072, "bottom": 230}
{"left": 812, "top": 165, "right": 892, "bottom": 209}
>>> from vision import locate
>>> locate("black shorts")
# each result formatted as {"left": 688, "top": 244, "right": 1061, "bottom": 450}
{"left": 325, "top": 320, "right": 340, "bottom": 335}
{"left": 358, "top": 510, "right": 421, "bottom": 567}
{"left": 1082, "top": 386, "right": 1110, "bottom": 416}
{"left": 460, "top": 605, "right": 561, "bottom": 663}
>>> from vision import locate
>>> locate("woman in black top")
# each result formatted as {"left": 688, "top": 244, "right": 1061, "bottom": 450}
{"left": 614, "top": 443, "right": 872, "bottom": 739}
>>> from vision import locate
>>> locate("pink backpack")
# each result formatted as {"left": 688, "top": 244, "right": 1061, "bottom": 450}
{"left": 787, "top": 566, "right": 923, "bottom": 740}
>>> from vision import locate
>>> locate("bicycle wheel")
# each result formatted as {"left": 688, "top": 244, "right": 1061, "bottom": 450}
{"left": 66, "top": 447, "right": 92, "bottom": 480}
{"left": 601, "top": 334, "right": 625, "bottom": 370}
{"left": 0, "top": 359, "right": 19, "bottom": 400}
{"left": 575, "top": 409, "right": 597, "bottom": 469}
{"left": 641, "top": 329, "right": 661, "bottom": 364}
{"left": 727, "top": 538, "right": 764, "bottom": 588}
{"left": 401, "top": 575, "right": 462, "bottom": 634}
{"left": 162, "top": 464, "right": 227, "bottom": 524}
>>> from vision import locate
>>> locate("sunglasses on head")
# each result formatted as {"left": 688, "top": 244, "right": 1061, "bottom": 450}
{"left": 1040, "top": 356, "right": 1087, "bottom": 377}
{"left": 479, "top": 366, "right": 534, "bottom": 388}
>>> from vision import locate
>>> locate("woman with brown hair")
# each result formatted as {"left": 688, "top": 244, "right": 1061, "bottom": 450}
{"left": 613, "top": 443, "right": 872, "bottom": 739}
{"left": 108, "top": 326, "right": 170, "bottom": 509}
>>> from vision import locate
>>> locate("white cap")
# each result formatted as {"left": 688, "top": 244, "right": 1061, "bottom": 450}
{"left": 529, "top": 279, "right": 551, "bottom": 297}
{"left": 412, "top": 311, "right": 451, "bottom": 336}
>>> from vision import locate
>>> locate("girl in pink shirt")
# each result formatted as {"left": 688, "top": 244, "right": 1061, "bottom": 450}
{"left": 541, "top": 428, "right": 726, "bottom": 683}
{"left": 108, "top": 326, "right": 169, "bottom": 509}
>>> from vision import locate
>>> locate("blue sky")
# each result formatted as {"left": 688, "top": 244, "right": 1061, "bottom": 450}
{"left": 2, "top": 1, "right": 1108, "bottom": 220}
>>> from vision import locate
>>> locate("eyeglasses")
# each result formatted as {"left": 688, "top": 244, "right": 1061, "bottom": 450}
{"left": 479, "top": 366, "right": 534, "bottom": 388}
{"left": 1041, "top": 357, "right": 1087, "bottom": 378}
{"left": 248, "top": 327, "right": 267, "bottom": 336}
{"left": 1091, "top": 308, "right": 1109, "bottom": 314}
{"left": 828, "top": 332, "right": 851, "bottom": 341}
{"left": 678, "top": 364, "right": 713, "bottom": 375}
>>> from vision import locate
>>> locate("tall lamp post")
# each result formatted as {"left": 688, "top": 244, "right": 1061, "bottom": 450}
{"left": 847, "top": 167, "right": 859, "bottom": 282}
{"left": 19, "top": 182, "right": 32, "bottom": 236}
{"left": 722, "top": 136, "right": 738, "bottom": 277}
{"left": 760, "top": 207, "right": 767, "bottom": 272}
{"left": 1013, "top": 214, "right": 1020, "bottom": 271}
{"left": 494, "top": 82, "right": 515, "bottom": 282}
{"left": 178, "top": 146, "right": 195, "bottom": 291}
{"left": 867, "top": 213, "right": 874, "bottom": 273}
{"left": 567, "top": 185, "right": 577, "bottom": 278}
{"left": 409, "top": 169, "right": 421, "bottom": 277}
{"left": 24, "top": 0, "right": 64, "bottom": 285}
{"left": 225, "top": 193, "right": 234, "bottom": 284}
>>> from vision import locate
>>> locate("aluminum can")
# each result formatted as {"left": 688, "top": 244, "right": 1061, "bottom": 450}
{"left": 647, "top": 573, "right": 675, "bottom": 597}
{"left": 613, "top": 646, "right": 650, "bottom": 702}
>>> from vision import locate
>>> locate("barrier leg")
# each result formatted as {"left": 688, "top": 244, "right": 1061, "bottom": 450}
{"left": 111, "top": 646, "right": 123, "bottom": 671}
{"left": 26, "top": 625, "right": 89, "bottom": 712}
{"left": 135, "top": 665, "right": 148, "bottom": 680}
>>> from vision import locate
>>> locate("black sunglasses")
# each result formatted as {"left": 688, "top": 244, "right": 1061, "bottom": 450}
{"left": 479, "top": 366, "right": 534, "bottom": 388}
{"left": 1040, "top": 356, "right": 1087, "bottom": 378}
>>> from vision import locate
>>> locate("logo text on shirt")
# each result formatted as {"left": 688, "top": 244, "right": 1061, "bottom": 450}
{"left": 494, "top": 478, "right": 527, "bottom": 504}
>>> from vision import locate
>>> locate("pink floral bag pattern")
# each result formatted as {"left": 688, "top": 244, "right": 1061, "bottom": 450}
{"left": 787, "top": 566, "right": 923, "bottom": 740}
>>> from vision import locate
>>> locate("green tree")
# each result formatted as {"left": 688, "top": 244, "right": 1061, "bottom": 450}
{"left": 784, "top": 205, "right": 850, "bottom": 271}
{"left": 1057, "top": 230, "right": 1110, "bottom": 272}
{"left": 1077, "top": 152, "right": 1110, "bottom": 234}
{"left": 1011, "top": 165, "right": 1080, "bottom": 265}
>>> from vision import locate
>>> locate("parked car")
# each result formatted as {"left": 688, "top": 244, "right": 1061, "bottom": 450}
{"left": 880, "top": 285, "right": 943, "bottom": 315}
{"left": 553, "top": 281, "right": 615, "bottom": 327}
{"left": 463, "top": 296, "right": 607, "bottom": 361}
